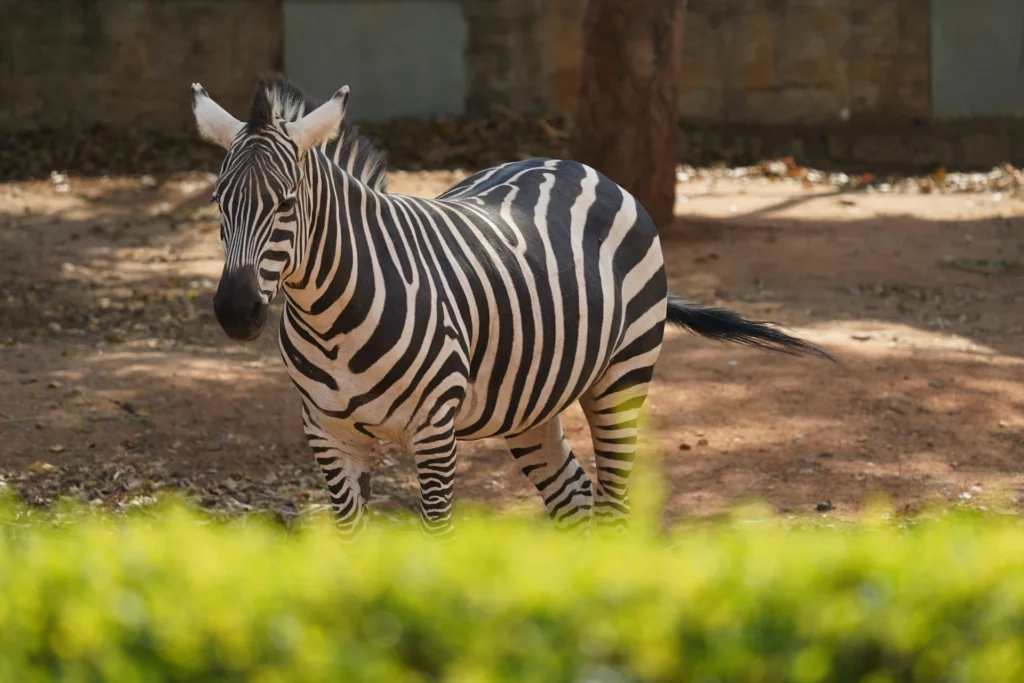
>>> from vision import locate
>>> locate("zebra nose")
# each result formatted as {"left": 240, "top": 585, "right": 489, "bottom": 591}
{"left": 213, "top": 268, "right": 268, "bottom": 341}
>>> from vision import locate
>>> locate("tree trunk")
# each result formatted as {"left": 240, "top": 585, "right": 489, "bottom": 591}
{"left": 574, "top": 0, "right": 684, "bottom": 230}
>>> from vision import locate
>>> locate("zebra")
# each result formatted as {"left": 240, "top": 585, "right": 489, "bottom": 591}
{"left": 191, "top": 74, "right": 832, "bottom": 537}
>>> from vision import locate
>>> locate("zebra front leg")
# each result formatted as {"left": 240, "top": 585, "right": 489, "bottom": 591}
{"left": 504, "top": 417, "right": 593, "bottom": 532}
{"left": 409, "top": 423, "right": 458, "bottom": 538}
{"left": 302, "top": 406, "right": 373, "bottom": 538}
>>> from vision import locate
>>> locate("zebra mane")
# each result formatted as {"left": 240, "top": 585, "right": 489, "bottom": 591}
{"left": 247, "top": 73, "right": 389, "bottom": 193}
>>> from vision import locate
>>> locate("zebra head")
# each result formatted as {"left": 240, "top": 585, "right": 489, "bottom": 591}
{"left": 190, "top": 80, "right": 350, "bottom": 341}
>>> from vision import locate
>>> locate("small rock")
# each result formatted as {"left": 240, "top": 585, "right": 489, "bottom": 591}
{"left": 818, "top": 451, "right": 834, "bottom": 458}
{"left": 815, "top": 500, "right": 833, "bottom": 512}
{"left": 678, "top": 443, "right": 691, "bottom": 451}
{"left": 50, "top": 171, "right": 71, "bottom": 193}
{"left": 696, "top": 438, "right": 709, "bottom": 447}
{"left": 49, "top": 444, "right": 65, "bottom": 454}
{"left": 66, "top": 389, "right": 90, "bottom": 406}
{"left": 929, "top": 379, "right": 945, "bottom": 389}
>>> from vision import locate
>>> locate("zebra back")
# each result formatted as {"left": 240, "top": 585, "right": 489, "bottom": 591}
{"left": 248, "top": 73, "right": 389, "bottom": 193}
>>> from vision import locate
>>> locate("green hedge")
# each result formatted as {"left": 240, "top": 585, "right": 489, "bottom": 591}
{"left": 1, "top": 502, "right": 1023, "bottom": 682}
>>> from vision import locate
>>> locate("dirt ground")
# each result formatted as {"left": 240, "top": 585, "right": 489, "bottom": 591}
{"left": 1, "top": 166, "right": 1021, "bottom": 525}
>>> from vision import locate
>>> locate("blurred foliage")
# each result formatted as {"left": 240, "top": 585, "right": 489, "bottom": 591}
{"left": 0, "top": 496, "right": 1023, "bottom": 682}
{"left": 0, "top": 109, "right": 573, "bottom": 182}
{"left": 7, "top": 117, "right": 1023, "bottom": 194}
{"left": 0, "top": 127, "right": 225, "bottom": 182}
{"left": 363, "top": 108, "right": 572, "bottom": 171}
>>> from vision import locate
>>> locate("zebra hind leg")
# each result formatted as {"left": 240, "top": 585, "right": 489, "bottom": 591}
{"left": 303, "top": 407, "right": 373, "bottom": 539}
{"left": 409, "top": 423, "right": 459, "bottom": 538}
{"left": 504, "top": 417, "right": 593, "bottom": 532}
{"left": 580, "top": 361, "right": 656, "bottom": 530}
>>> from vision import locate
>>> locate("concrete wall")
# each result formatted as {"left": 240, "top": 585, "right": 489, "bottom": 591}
{"left": 932, "top": 0, "right": 1024, "bottom": 118}
{"left": 0, "top": 0, "right": 282, "bottom": 132}
{"left": 284, "top": 0, "right": 467, "bottom": 121}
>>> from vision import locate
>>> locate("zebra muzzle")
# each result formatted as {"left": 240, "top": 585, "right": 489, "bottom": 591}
{"left": 213, "top": 267, "right": 269, "bottom": 341}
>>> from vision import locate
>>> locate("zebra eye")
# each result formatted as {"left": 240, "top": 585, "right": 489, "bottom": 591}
{"left": 278, "top": 197, "right": 296, "bottom": 212}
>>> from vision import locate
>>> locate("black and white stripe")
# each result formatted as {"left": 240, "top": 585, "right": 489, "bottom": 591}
{"left": 194, "top": 76, "right": 832, "bottom": 537}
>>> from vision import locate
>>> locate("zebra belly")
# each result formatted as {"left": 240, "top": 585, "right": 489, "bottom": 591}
{"left": 453, "top": 377, "right": 593, "bottom": 441}
{"left": 451, "top": 316, "right": 620, "bottom": 441}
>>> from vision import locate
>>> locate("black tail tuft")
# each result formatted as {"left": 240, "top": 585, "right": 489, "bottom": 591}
{"left": 665, "top": 295, "right": 836, "bottom": 362}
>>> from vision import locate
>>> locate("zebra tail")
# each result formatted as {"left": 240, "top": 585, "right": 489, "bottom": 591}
{"left": 665, "top": 295, "right": 836, "bottom": 362}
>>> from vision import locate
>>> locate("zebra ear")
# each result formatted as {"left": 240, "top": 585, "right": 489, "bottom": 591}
{"left": 191, "top": 83, "right": 244, "bottom": 149}
{"left": 287, "top": 86, "right": 349, "bottom": 156}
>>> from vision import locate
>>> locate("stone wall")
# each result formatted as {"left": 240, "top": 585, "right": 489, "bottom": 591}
{"left": 0, "top": 0, "right": 935, "bottom": 131}
{"left": 680, "top": 0, "right": 931, "bottom": 124}
{"left": 462, "top": 0, "right": 548, "bottom": 114}
{"left": 0, "top": 0, "right": 282, "bottom": 132}
{"left": 539, "top": 0, "right": 588, "bottom": 115}
{"left": 3, "top": 0, "right": 1020, "bottom": 171}
{"left": 535, "top": 0, "right": 931, "bottom": 124}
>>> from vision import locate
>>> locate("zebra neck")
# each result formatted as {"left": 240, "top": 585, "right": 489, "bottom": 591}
{"left": 282, "top": 153, "right": 391, "bottom": 339}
